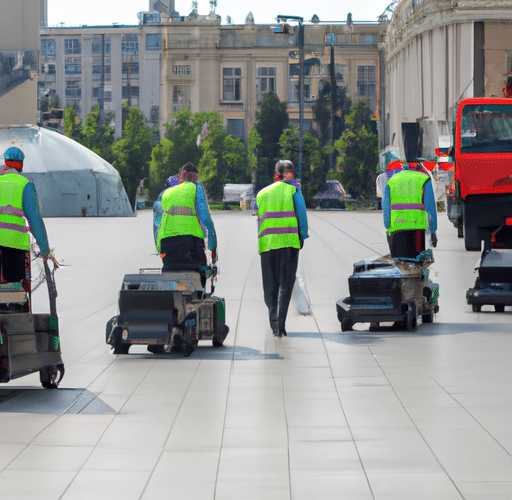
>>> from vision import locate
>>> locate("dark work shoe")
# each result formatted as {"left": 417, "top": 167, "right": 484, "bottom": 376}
{"left": 272, "top": 327, "right": 279, "bottom": 336}
{"left": 278, "top": 328, "right": 287, "bottom": 337}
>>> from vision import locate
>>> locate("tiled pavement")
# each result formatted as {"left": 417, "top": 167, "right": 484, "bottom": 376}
{"left": 0, "top": 209, "right": 511, "bottom": 499}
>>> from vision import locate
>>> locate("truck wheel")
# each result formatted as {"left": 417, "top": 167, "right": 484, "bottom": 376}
{"left": 463, "top": 204, "right": 481, "bottom": 251}
{"left": 495, "top": 304, "right": 505, "bottom": 313}
{"left": 457, "top": 219, "right": 464, "bottom": 238}
{"left": 472, "top": 304, "right": 481, "bottom": 312}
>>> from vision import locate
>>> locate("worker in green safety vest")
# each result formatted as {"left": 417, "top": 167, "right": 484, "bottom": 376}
{"left": 0, "top": 147, "right": 50, "bottom": 285}
{"left": 256, "top": 160, "right": 308, "bottom": 337}
{"left": 382, "top": 163, "right": 437, "bottom": 258}
{"left": 154, "top": 163, "right": 217, "bottom": 282}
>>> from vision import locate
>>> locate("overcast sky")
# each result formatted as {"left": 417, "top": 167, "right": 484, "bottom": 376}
{"left": 47, "top": 0, "right": 395, "bottom": 27}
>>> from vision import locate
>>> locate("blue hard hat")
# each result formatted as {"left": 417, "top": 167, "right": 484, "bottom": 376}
{"left": 4, "top": 147, "right": 25, "bottom": 162}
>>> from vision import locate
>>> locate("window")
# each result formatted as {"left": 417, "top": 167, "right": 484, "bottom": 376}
{"left": 122, "top": 62, "right": 139, "bottom": 74}
{"left": 65, "top": 80, "right": 81, "bottom": 97}
{"left": 122, "top": 86, "right": 139, "bottom": 98}
{"left": 122, "top": 35, "right": 139, "bottom": 53}
{"left": 257, "top": 67, "right": 276, "bottom": 102}
{"left": 41, "top": 39, "right": 56, "bottom": 55}
{"left": 357, "top": 65, "right": 375, "bottom": 96}
{"left": 64, "top": 39, "right": 81, "bottom": 54}
{"left": 146, "top": 34, "right": 161, "bottom": 50}
{"left": 92, "top": 37, "right": 110, "bottom": 54}
{"left": 65, "top": 65, "right": 81, "bottom": 74}
{"left": 173, "top": 86, "right": 187, "bottom": 110}
{"left": 226, "top": 119, "right": 245, "bottom": 140}
{"left": 173, "top": 65, "right": 191, "bottom": 75}
{"left": 223, "top": 68, "right": 241, "bottom": 101}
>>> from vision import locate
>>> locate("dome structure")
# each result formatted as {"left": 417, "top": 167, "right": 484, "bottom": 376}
{"left": 0, "top": 126, "right": 133, "bottom": 217}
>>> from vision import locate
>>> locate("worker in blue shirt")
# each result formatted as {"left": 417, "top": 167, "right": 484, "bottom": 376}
{"left": 0, "top": 147, "right": 50, "bottom": 283}
{"left": 382, "top": 162, "right": 437, "bottom": 258}
{"left": 154, "top": 163, "right": 217, "bottom": 281}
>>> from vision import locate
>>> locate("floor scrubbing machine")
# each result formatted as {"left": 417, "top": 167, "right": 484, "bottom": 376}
{"left": 466, "top": 220, "right": 512, "bottom": 312}
{"left": 106, "top": 265, "right": 229, "bottom": 357}
{"left": 336, "top": 249, "right": 439, "bottom": 332}
{"left": 0, "top": 252, "right": 64, "bottom": 388}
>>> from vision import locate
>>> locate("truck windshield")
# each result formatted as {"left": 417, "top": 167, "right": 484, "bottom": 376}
{"left": 460, "top": 104, "right": 512, "bottom": 153}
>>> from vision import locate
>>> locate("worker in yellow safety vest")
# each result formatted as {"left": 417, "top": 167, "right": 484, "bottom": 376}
{"left": 154, "top": 163, "right": 217, "bottom": 281}
{"left": 257, "top": 160, "right": 308, "bottom": 337}
{"left": 382, "top": 163, "right": 437, "bottom": 258}
{"left": 0, "top": 147, "right": 50, "bottom": 285}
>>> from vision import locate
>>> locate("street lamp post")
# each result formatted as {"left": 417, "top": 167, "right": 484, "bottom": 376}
{"left": 277, "top": 15, "right": 304, "bottom": 183}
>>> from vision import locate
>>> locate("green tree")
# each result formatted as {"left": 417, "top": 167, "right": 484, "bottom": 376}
{"left": 112, "top": 108, "right": 153, "bottom": 206}
{"left": 254, "top": 92, "right": 289, "bottom": 189}
{"left": 247, "top": 127, "right": 261, "bottom": 183}
{"left": 312, "top": 81, "right": 352, "bottom": 188}
{"left": 149, "top": 138, "right": 174, "bottom": 195}
{"left": 334, "top": 100, "right": 379, "bottom": 203}
{"left": 196, "top": 110, "right": 248, "bottom": 200}
{"left": 279, "top": 125, "right": 323, "bottom": 206}
{"left": 63, "top": 107, "right": 82, "bottom": 140}
{"left": 81, "top": 105, "right": 115, "bottom": 163}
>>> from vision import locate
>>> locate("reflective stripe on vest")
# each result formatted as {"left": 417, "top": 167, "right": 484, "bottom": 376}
{"left": 156, "top": 182, "right": 204, "bottom": 253}
{"left": 387, "top": 171, "right": 428, "bottom": 235}
{"left": 0, "top": 173, "right": 30, "bottom": 250}
{"left": 257, "top": 182, "right": 300, "bottom": 253}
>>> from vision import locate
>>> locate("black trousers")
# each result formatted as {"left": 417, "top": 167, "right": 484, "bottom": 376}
{"left": 0, "top": 246, "right": 26, "bottom": 282}
{"left": 387, "top": 230, "right": 425, "bottom": 259}
{"left": 260, "top": 247, "right": 299, "bottom": 331}
{"left": 160, "top": 235, "right": 207, "bottom": 286}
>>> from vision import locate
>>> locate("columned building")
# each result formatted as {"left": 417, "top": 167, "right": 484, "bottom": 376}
{"left": 380, "top": 0, "right": 512, "bottom": 160}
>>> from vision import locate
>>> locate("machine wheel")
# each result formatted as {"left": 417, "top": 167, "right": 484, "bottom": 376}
{"left": 404, "top": 303, "right": 417, "bottom": 331}
{"left": 341, "top": 318, "right": 353, "bottom": 332}
{"left": 147, "top": 345, "right": 166, "bottom": 354}
{"left": 472, "top": 304, "right": 481, "bottom": 312}
{"left": 212, "top": 324, "right": 229, "bottom": 347}
{"left": 422, "top": 312, "right": 434, "bottom": 323}
{"left": 113, "top": 343, "right": 130, "bottom": 354}
{"left": 495, "top": 304, "right": 505, "bottom": 313}
{"left": 40, "top": 364, "right": 64, "bottom": 389}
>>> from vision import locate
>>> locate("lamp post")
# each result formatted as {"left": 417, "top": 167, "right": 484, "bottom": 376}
{"left": 277, "top": 15, "right": 304, "bottom": 183}
{"left": 327, "top": 32, "right": 336, "bottom": 171}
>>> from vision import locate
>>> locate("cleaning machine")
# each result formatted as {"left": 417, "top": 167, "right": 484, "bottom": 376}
{"left": 336, "top": 249, "right": 439, "bottom": 332}
{"left": 0, "top": 252, "right": 64, "bottom": 388}
{"left": 106, "top": 266, "right": 229, "bottom": 356}
{"left": 466, "top": 220, "right": 512, "bottom": 312}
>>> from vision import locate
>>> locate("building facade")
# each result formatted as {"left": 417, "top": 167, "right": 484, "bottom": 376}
{"left": 39, "top": 9, "right": 380, "bottom": 141}
{"left": 380, "top": 0, "right": 512, "bottom": 160}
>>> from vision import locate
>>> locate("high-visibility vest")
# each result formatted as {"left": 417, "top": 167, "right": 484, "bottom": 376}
{"left": 257, "top": 181, "right": 300, "bottom": 253}
{"left": 156, "top": 181, "right": 204, "bottom": 253}
{"left": 387, "top": 170, "right": 428, "bottom": 235}
{"left": 0, "top": 173, "right": 30, "bottom": 250}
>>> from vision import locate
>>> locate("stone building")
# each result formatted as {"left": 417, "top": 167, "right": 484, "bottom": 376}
{"left": 380, "top": 0, "right": 512, "bottom": 159}
{"left": 39, "top": 5, "right": 381, "bottom": 142}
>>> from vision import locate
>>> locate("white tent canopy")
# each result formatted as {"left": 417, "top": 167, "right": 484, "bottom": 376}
{"left": 0, "top": 126, "right": 133, "bottom": 217}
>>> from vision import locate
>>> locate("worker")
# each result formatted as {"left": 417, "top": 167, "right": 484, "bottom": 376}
{"left": 382, "top": 162, "right": 437, "bottom": 259}
{"left": 154, "top": 163, "right": 217, "bottom": 279}
{"left": 257, "top": 160, "right": 308, "bottom": 337}
{"left": 0, "top": 147, "right": 50, "bottom": 284}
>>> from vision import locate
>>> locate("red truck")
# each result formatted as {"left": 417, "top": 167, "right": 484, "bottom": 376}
{"left": 447, "top": 97, "right": 512, "bottom": 250}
